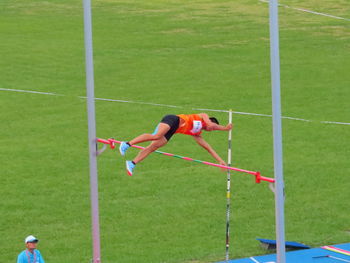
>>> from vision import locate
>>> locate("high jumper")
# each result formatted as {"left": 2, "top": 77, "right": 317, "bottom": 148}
{"left": 119, "top": 113, "right": 232, "bottom": 176}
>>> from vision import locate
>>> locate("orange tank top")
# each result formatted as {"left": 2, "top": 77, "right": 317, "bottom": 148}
{"left": 175, "top": 114, "right": 205, "bottom": 135}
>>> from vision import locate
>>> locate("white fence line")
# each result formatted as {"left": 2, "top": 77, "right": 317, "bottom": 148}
{"left": 1, "top": 88, "right": 349, "bottom": 125}
{"left": 259, "top": 0, "right": 350, "bottom": 22}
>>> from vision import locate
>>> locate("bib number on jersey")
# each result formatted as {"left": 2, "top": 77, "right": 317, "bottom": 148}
{"left": 191, "top": 120, "right": 202, "bottom": 134}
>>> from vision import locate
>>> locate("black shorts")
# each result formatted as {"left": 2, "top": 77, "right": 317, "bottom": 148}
{"left": 155, "top": 115, "right": 180, "bottom": 141}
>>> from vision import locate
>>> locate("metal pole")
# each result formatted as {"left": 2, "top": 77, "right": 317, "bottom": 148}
{"left": 83, "top": 0, "right": 101, "bottom": 262}
{"left": 268, "top": 0, "right": 286, "bottom": 262}
{"left": 225, "top": 110, "right": 233, "bottom": 262}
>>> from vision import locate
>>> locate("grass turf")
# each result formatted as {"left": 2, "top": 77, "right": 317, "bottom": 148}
{"left": 1, "top": 0, "right": 349, "bottom": 262}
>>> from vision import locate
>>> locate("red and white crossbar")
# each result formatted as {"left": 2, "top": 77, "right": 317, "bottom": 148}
{"left": 97, "top": 138, "right": 275, "bottom": 184}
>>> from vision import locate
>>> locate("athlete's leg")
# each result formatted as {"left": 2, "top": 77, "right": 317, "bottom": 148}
{"left": 133, "top": 137, "right": 168, "bottom": 164}
{"left": 129, "top": 123, "right": 170, "bottom": 145}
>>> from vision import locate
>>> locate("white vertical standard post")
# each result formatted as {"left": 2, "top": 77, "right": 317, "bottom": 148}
{"left": 268, "top": 0, "right": 286, "bottom": 263}
{"left": 83, "top": 0, "right": 101, "bottom": 262}
{"left": 225, "top": 110, "right": 233, "bottom": 262}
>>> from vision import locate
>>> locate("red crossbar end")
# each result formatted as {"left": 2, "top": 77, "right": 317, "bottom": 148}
{"left": 97, "top": 138, "right": 109, "bottom": 144}
{"left": 108, "top": 138, "right": 116, "bottom": 149}
{"left": 255, "top": 172, "right": 261, "bottom": 184}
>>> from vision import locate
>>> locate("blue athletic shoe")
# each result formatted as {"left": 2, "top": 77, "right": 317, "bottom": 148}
{"left": 126, "top": 161, "right": 135, "bottom": 176}
{"left": 119, "top": 141, "right": 130, "bottom": 156}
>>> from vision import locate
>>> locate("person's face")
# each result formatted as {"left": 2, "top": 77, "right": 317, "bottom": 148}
{"left": 26, "top": 242, "right": 38, "bottom": 250}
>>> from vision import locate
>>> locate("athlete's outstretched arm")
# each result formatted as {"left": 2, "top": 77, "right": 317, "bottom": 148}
{"left": 192, "top": 135, "right": 226, "bottom": 166}
{"left": 198, "top": 113, "right": 232, "bottom": 131}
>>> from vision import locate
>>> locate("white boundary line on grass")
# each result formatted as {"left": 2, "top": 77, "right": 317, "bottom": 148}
{"left": 1, "top": 87, "right": 350, "bottom": 126}
{"left": 259, "top": 0, "right": 350, "bottom": 22}
{"left": 90, "top": 96, "right": 181, "bottom": 109}
{"left": 0, "top": 87, "right": 62, "bottom": 96}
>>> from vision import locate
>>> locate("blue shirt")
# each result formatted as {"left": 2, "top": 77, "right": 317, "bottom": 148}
{"left": 17, "top": 249, "right": 45, "bottom": 263}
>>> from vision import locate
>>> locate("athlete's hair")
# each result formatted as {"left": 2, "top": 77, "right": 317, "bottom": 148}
{"left": 209, "top": 117, "right": 219, "bottom": 125}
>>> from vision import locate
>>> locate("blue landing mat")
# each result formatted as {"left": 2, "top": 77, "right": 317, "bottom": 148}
{"left": 217, "top": 243, "right": 350, "bottom": 263}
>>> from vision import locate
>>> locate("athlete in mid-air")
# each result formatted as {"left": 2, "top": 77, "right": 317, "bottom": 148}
{"left": 119, "top": 113, "right": 232, "bottom": 176}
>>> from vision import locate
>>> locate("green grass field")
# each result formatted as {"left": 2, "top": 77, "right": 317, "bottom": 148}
{"left": 1, "top": 0, "right": 349, "bottom": 262}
